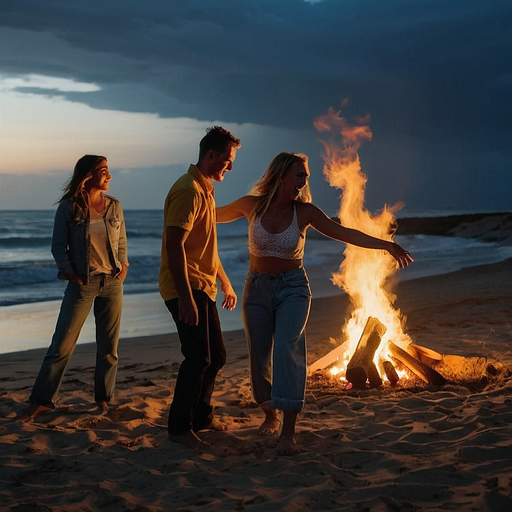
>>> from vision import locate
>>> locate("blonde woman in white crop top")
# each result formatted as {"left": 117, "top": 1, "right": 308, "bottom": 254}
{"left": 217, "top": 152, "right": 413, "bottom": 456}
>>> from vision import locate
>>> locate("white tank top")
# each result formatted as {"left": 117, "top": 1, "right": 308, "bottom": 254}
{"left": 248, "top": 204, "right": 305, "bottom": 260}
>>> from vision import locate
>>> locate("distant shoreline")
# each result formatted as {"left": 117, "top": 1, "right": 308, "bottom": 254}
{"left": 323, "top": 211, "right": 512, "bottom": 245}
{"left": 395, "top": 212, "right": 512, "bottom": 245}
{"left": 2, "top": 209, "right": 511, "bottom": 244}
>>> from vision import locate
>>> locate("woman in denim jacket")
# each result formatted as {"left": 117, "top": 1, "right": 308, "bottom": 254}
{"left": 19, "top": 155, "right": 129, "bottom": 422}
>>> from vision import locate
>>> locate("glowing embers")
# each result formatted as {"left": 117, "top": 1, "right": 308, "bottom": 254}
{"left": 310, "top": 316, "right": 446, "bottom": 389}
{"left": 309, "top": 316, "right": 497, "bottom": 389}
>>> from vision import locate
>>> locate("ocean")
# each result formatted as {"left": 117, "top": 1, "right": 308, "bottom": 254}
{"left": 1, "top": 209, "right": 511, "bottom": 355}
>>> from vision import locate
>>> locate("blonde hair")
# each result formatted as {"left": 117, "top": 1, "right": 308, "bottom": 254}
{"left": 249, "top": 152, "right": 312, "bottom": 219}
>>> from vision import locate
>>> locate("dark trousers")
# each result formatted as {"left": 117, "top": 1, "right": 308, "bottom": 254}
{"left": 165, "top": 290, "right": 226, "bottom": 435}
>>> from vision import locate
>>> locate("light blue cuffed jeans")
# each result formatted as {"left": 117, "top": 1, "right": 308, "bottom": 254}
{"left": 30, "top": 274, "right": 123, "bottom": 408}
{"left": 242, "top": 265, "right": 311, "bottom": 413}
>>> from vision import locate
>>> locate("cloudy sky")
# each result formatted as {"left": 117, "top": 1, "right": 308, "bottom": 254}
{"left": 1, "top": 0, "right": 511, "bottom": 214}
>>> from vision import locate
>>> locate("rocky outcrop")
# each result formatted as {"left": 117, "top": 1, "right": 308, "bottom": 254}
{"left": 396, "top": 213, "right": 512, "bottom": 245}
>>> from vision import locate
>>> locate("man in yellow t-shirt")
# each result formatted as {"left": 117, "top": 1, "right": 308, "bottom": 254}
{"left": 159, "top": 126, "right": 241, "bottom": 449}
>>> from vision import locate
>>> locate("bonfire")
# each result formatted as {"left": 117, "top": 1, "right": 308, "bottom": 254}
{"left": 309, "top": 104, "right": 495, "bottom": 389}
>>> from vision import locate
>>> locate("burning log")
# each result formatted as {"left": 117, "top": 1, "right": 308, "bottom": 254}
{"left": 407, "top": 344, "right": 490, "bottom": 380}
{"left": 380, "top": 359, "right": 400, "bottom": 386}
{"left": 308, "top": 339, "right": 349, "bottom": 375}
{"left": 388, "top": 341, "right": 447, "bottom": 385}
{"left": 407, "top": 343, "right": 443, "bottom": 366}
{"left": 346, "top": 317, "right": 387, "bottom": 389}
{"left": 308, "top": 319, "right": 452, "bottom": 389}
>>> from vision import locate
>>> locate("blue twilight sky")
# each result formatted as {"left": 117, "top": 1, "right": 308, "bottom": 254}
{"left": 0, "top": 0, "right": 511, "bottom": 214}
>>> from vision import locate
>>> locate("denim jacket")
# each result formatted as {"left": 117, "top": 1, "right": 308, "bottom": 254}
{"left": 51, "top": 195, "right": 128, "bottom": 284}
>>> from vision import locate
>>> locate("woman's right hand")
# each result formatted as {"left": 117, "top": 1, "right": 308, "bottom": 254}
{"left": 387, "top": 242, "right": 414, "bottom": 269}
{"left": 65, "top": 271, "right": 84, "bottom": 285}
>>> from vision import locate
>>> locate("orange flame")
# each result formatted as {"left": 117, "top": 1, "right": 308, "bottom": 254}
{"left": 314, "top": 103, "right": 411, "bottom": 379}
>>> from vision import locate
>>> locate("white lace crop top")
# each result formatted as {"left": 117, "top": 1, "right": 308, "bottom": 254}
{"left": 248, "top": 204, "right": 305, "bottom": 260}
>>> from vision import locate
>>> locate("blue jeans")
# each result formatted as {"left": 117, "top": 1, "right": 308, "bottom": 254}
{"left": 165, "top": 290, "right": 226, "bottom": 435}
{"left": 30, "top": 275, "right": 123, "bottom": 408}
{"left": 242, "top": 266, "right": 311, "bottom": 413}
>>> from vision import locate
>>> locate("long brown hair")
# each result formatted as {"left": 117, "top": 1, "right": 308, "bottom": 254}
{"left": 58, "top": 155, "right": 107, "bottom": 221}
{"left": 249, "top": 152, "right": 312, "bottom": 219}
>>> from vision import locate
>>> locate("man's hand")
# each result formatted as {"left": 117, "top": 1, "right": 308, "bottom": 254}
{"left": 178, "top": 295, "right": 199, "bottom": 326}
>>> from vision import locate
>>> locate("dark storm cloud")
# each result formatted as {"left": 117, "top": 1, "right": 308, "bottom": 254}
{"left": 1, "top": 0, "right": 511, "bottom": 210}
{"left": 2, "top": 1, "right": 510, "bottom": 127}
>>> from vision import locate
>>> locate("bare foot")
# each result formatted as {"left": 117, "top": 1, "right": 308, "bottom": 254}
{"left": 168, "top": 430, "right": 211, "bottom": 450}
{"left": 277, "top": 435, "right": 300, "bottom": 456}
{"left": 258, "top": 406, "right": 281, "bottom": 436}
{"left": 16, "top": 404, "right": 51, "bottom": 423}
{"left": 97, "top": 401, "right": 109, "bottom": 415}
{"left": 203, "top": 417, "right": 229, "bottom": 432}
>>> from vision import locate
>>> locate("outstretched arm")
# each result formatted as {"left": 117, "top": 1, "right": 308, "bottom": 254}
{"left": 216, "top": 195, "right": 257, "bottom": 223}
{"left": 305, "top": 203, "right": 413, "bottom": 268}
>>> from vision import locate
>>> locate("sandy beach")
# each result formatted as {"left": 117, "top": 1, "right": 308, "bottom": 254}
{"left": 1, "top": 257, "right": 512, "bottom": 511}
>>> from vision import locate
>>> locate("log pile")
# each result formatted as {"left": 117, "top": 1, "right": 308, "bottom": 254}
{"left": 387, "top": 341, "right": 446, "bottom": 386}
{"left": 310, "top": 315, "right": 451, "bottom": 389}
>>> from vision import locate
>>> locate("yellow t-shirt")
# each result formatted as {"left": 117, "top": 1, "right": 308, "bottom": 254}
{"left": 159, "top": 165, "right": 219, "bottom": 302}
